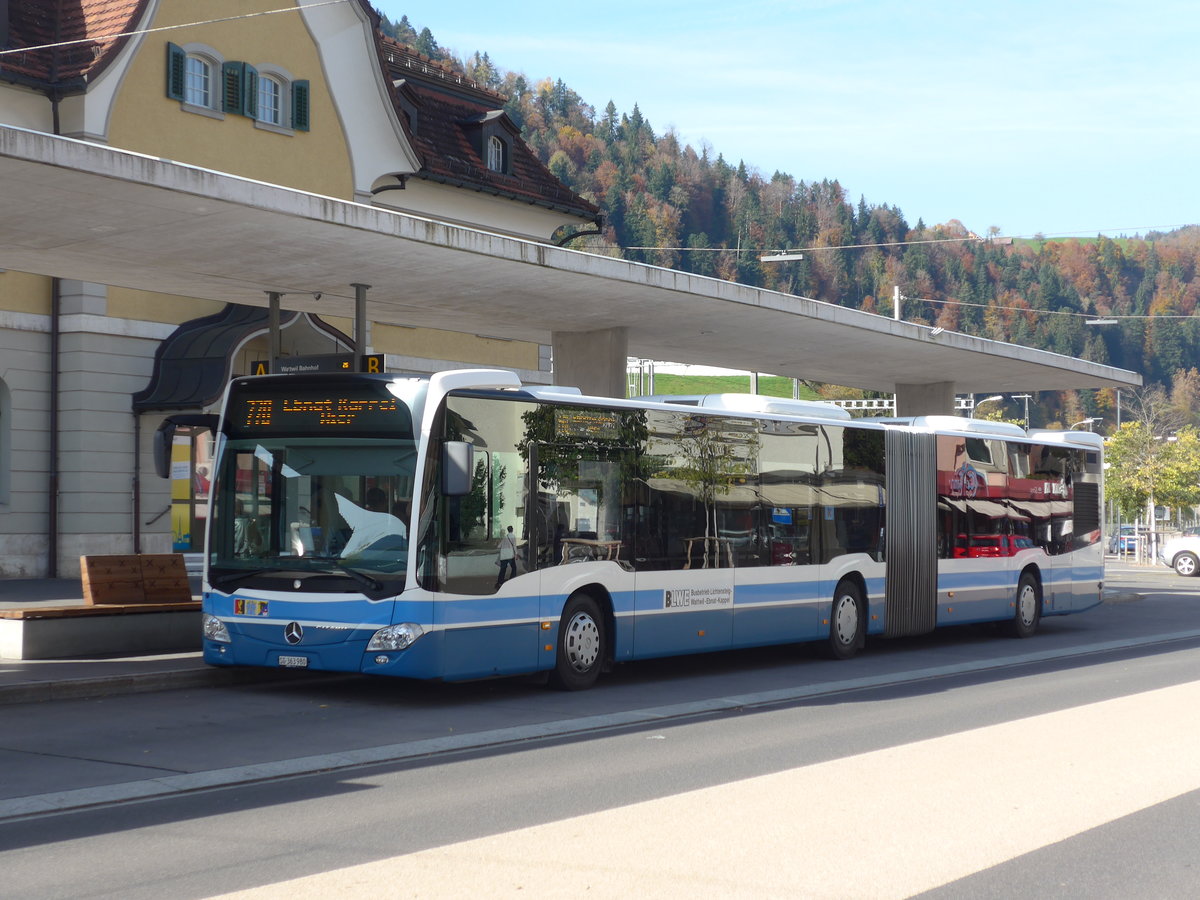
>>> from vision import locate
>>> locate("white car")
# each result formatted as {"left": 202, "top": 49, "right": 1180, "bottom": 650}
{"left": 1160, "top": 534, "right": 1200, "bottom": 576}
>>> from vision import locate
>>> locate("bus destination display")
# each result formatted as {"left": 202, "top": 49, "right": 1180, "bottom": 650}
{"left": 554, "top": 407, "right": 622, "bottom": 440}
{"left": 227, "top": 392, "right": 411, "bottom": 437}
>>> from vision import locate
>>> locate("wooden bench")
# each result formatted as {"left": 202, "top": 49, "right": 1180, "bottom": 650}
{"left": 0, "top": 554, "right": 201, "bottom": 659}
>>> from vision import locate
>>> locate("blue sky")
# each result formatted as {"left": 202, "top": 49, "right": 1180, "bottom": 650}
{"left": 376, "top": 0, "right": 1198, "bottom": 240}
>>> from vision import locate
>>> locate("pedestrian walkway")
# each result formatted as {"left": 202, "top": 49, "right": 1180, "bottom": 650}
{"left": 208, "top": 679, "right": 1200, "bottom": 900}
{"left": 0, "top": 575, "right": 249, "bottom": 704}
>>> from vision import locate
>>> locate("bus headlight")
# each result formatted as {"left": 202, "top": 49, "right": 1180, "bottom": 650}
{"left": 202, "top": 613, "right": 231, "bottom": 644}
{"left": 367, "top": 622, "right": 424, "bottom": 652}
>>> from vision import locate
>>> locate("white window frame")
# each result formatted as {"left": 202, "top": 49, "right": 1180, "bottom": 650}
{"left": 253, "top": 65, "right": 297, "bottom": 135}
{"left": 178, "top": 43, "right": 225, "bottom": 120}
{"left": 487, "top": 135, "right": 505, "bottom": 173}
{"left": 257, "top": 75, "right": 283, "bottom": 126}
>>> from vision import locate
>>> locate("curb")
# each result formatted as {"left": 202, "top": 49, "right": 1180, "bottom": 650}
{"left": 0, "top": 665, "right": 336, "bottom": 706}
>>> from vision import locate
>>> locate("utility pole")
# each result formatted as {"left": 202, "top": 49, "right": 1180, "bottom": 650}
{"left": 1012, "top": 393, "right": 1032, "bottom": 430}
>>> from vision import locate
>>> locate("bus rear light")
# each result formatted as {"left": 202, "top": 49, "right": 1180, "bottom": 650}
{"left": 367, "top": 622, "right": 424, "bottom": 651}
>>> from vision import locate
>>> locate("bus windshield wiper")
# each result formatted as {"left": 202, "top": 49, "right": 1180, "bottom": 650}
{"left": 210, "top": 568, "right": 272, "bottom": 589}
{"left": 330, "top": 560, "right": 382, "bottom": 591}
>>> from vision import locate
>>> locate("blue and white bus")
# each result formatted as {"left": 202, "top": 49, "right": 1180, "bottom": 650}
{"left": 159, "top": 368, "right": 1105, "bottom": 690}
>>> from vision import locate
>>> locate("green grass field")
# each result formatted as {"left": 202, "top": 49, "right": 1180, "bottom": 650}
{"left": 632, "top": 374, "right": 818, "bottom": 399}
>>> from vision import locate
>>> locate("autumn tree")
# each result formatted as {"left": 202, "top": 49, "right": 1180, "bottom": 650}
{"left": 1104, "top": 386, "right": 1200, "bottom": 524}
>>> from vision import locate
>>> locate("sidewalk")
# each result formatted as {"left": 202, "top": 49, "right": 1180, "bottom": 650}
{"left": 0, "top": 575, "right": 292, "bottom": 704}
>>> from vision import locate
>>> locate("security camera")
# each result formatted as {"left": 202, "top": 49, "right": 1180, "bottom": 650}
{"left": 312, "top": 292, "right": 322, "bottom": 301}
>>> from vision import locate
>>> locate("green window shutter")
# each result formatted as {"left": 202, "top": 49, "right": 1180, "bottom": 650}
{"left": 166, "top": 43, "right": 186, "bottom": 100}
{"left": 243, "top": 64, "right": 259, "bottom": 120}
{"left": 222, "top": 61, "right": 244, "bottom": 115}
{"left": 291, "top": 79, "right": 310, "bottom": 132}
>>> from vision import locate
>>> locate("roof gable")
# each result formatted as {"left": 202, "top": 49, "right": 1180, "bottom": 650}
{"left": 378, "top": 36, "right": 599, "bottom": 222}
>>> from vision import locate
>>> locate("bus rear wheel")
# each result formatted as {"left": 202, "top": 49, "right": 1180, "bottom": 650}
{"left": 1009, "top": 572, "right": 1041, "bottom": 638}
{"left": 549, "top": 593, "right": 605, "bottom": 691}
{"left": 826, "top": 580, "right": 863, "bottom": 660}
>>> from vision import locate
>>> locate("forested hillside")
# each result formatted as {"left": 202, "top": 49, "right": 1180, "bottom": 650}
{"left": 379, "top": 12, "right": 1200, "bottom": 429}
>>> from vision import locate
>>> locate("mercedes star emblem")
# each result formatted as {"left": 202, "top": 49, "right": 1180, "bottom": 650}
{"left": 284, "top": 621, "right": 304, "bottom": 645}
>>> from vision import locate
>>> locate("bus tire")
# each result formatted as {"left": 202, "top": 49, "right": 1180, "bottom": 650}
{"left": 826, "top": 580, "right": 863, "bottom": 660}
{"left": 549, "top": 593, "right": 606, "bottom": 691}
{"left": 1009, "top": 571, "right": 1041, "bottom": 638}
{"left": 1173, "top": 552, "right": 1199, "bottom": 577}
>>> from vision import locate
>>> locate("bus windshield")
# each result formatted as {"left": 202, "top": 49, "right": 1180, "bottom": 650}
{"left": 208, "top": 436, "right": 417, "bottom": 594}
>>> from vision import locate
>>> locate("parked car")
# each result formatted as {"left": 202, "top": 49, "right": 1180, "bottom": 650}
{"left": 953, "top": 534, "right": 1036, "bottom": 558}
{"left": 1108, "top": 524, "right": 1138, "bottom": 554}
{"left": 1159, "top": 534, "right": 1200, "bottom": 576}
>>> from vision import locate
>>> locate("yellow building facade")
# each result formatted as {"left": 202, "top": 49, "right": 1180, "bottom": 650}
{"left": 0, "top": 0, "right": 599, "bottom": 576}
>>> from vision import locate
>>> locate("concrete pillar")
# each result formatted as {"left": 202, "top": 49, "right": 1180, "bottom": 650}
{"left": 895, "top": 381, "right": 956, "bottom": 418}
{"left": 551, "top": 327, "right": 628, "bottom": 398}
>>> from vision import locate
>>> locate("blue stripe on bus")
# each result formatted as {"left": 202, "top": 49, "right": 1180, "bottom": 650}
{"left": 205, "top": 554, "right": 1101, "bottom": 679}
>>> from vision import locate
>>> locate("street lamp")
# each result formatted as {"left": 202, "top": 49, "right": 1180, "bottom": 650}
{"left": 1070, "top": 417, "right": 1102, "bottom": 431}
{"left": 1011, "top": 393, "right": 1032, "bottom": 430}
{"left": 971, "top": 394, "right": 1004, "bottom": 419}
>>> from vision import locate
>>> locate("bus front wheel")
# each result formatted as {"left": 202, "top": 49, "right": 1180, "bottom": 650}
{"left": 549, "top": 593, "right": 606, "bottom": 691}
{"left": 826, "top": 580, "right": 863, "bottom": 660}
{"left": 1009, "top": 572, "right": 1041, "bottom": 638}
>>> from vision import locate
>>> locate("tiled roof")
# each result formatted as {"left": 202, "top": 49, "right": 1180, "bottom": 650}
{"left": 2, "top": 4, "right": 599, "bottom": 224}
{"left": 378, "top": 36, "right": 600, "bottom": 222}
{"left": 1, "top": 0, "right": 147, "bottom": 88}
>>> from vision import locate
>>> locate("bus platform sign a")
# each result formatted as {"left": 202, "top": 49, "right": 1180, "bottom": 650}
{"left": 249, "top": 354, "right": 385, "bottom": 376}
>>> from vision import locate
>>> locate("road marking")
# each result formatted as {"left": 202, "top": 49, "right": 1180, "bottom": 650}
{"left": 212, "top": 679, "right": 1200, "bottom": 899}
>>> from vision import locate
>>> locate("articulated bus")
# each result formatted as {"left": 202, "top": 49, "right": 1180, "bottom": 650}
{"left": 159, "top": 368, "right": 1105, "bottom": 690}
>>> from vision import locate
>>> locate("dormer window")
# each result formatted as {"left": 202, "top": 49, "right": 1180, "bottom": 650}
{"left": 461, "top": 110, "right": 515, "bottom": 175}
{"left": 487, "top": 135, "right": 507, "bottom": 173}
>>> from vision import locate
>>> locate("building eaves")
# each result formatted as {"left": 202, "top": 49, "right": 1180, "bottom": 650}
{"left": 1, "top": 0, "right": 149, "bottom": 92}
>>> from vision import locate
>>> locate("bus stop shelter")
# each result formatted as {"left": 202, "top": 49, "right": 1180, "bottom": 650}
{"left": 0, "top": 127, "right": 1140, "bottom": 411}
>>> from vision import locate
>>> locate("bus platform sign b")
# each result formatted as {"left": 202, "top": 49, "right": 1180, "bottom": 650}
{"left": 249, "top": 354, "right": 385, "bottom": 376}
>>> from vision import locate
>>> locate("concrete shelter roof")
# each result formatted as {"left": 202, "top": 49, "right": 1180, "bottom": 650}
{"left": 0, "top": 127, "right": 1140, "bottom": 394}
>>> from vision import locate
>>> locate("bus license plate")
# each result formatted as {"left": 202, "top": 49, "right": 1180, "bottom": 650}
{"left": 278, "top": 655, "right": 309, "bottom": 668}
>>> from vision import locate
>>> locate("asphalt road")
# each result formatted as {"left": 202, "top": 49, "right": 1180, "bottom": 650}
{"left": 3, "top": 561, "right": 1199, "bottom": 898}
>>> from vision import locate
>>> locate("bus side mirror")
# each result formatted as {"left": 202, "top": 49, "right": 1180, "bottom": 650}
{"left": 442, "top": 441, "right": 474, "bottom": 496}
{"left": 152, "top": 414, "right": 219, "bottom": 479}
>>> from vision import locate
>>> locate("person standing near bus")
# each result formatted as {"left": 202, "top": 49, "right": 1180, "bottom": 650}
{"left": 495, "top": 525, "right": 518, "bottom": 588}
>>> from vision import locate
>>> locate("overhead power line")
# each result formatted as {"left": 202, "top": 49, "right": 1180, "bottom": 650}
{"left": 0, "top": 1, "right": 351, "bottom": 56}
{"left": 916, "top": 296, "right": 1198, "bottom": 321}
{"left": 624, "top": 223, "right": 1199, "bottom": 256}
{"left": 623, "top": 235, "right": 983, "bottom": 253}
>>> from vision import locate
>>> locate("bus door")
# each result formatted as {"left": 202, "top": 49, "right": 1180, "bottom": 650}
{"left": 526, "top": 436, "right": 634, "bottom": 626}
{"left": 629, "top": 487, "right": 735, "bottom": 658}
{"left": 1018, "top": 445, "right": 1082, "bottom": 613}
{"left": 628, "top": 415, "right": 737, "bottom": 659}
